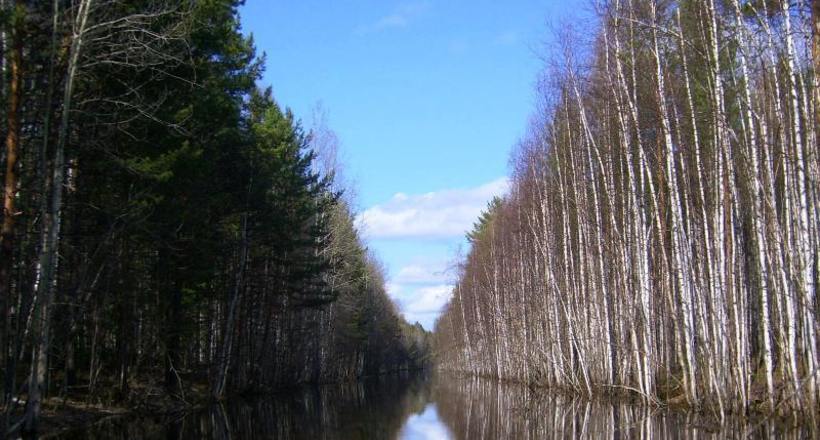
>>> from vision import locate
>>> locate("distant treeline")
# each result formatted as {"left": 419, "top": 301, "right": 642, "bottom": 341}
{"left": 435, "top": 0, "right": 818, "bottom": 417}
{"left": 0, "top": 0, "right": 429, "bottom": 433}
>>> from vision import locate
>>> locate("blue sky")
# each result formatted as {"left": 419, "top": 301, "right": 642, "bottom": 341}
{"left": 239, "top": 1, "right": 579, "bottom": 329}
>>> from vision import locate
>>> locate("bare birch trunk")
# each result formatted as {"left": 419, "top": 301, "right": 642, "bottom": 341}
{"left": 212, "top": 211, "right": 249, "bottom": 400}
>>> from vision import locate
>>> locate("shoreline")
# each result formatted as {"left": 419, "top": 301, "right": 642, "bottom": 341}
{"left": 6, "top": 369, "right": 431, "bottom": 438}
{"left": 434, "top": 369, "right": 819, "bottom": 426}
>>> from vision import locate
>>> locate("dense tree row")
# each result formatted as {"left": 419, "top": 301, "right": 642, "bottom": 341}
{"left": 435, "top": 0, "right": 818, "bottom": 417}
{"left": 0, "top": 0, "right": 429, "bottom": 434}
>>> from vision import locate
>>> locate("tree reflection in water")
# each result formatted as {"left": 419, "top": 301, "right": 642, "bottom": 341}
{"left": 49, "top": 373, "right": 815, "bottom": 439}
{"left": 50, "top": 372, "right": 431, "bottom": 440}
{"left": 432, "top": 375, "right": 817, "bottom": 439}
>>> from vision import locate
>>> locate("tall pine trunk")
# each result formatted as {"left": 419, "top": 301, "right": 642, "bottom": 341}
{"left": 0, "top": 0, "right": 23, "bottom": 412}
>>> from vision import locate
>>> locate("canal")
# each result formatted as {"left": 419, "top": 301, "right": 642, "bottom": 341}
{"left": 48, "top": 372, "right": 814, "bottom": 439}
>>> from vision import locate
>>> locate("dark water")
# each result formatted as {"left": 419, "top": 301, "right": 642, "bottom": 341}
{"left": 47, "top": 373, "right": 815, "bottom": 439}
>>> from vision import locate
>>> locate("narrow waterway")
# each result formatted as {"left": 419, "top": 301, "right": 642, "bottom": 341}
{"left": 49, "top": 373, "right": 814, "bottom": 439}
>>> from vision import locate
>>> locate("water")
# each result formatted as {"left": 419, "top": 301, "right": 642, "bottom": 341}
{"left": 47, "top": 373, "right": 814, "bottom": 439}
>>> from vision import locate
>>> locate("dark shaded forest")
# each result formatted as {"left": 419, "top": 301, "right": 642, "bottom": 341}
{"left": 54, "top": 373, "right": 434, "bottom": 440}
{"left": 0, "top": 0, "right": 430, "bottom": 435}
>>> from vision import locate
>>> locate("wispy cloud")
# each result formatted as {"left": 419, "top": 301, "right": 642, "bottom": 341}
{"left": 387, "top": 262, "right": 454, "bottom": 329}
{"left": 357, "top": 177, "right": 509, "bottom": 240}
{"left": 403, "top": 284, "right": 452, "bottom": 314}
{"left": 389, "top": 283, "right": 453, "bottom": 328}
{"left": 365, "top": 177, "right": 510, "bottom": 329}
{"left": 355, "top": 1, "right": 430, "bottom": 35}
{"left": 395, "top": 263, "right": 450, "bottom": 285}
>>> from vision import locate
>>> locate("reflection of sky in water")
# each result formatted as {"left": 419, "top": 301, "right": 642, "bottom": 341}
{"left": 50, "top": 373, "right": 815, "bottom": 439}
{"left": 399, "top": 404, "right": 452, "bottom": 440}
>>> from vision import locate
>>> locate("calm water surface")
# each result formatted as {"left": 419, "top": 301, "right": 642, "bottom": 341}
{"left": 49, "top": 373, "right": 814, "bottom": 439}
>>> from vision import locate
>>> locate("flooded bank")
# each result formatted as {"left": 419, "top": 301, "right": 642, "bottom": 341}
{"left": 45, "top": 373, "right": 815, "bottom": 439}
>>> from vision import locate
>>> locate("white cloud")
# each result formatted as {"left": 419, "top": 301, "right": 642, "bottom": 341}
{"left": 395, "top": 263, "right": 450, "bottom": 285}
{"left": 403, "top": 284, "right": 452, "bottom": 315}
{"left": 386, "top": 282, "right": 403, "bottom": 296}
{"left": 356, "top": 1, "right": 430, "bottom": 35}
{"left": 357, "top": 177, "right": 509, "bottom": 240}
{"left": 386, "top": 283, "right": 453, "bottom": 330}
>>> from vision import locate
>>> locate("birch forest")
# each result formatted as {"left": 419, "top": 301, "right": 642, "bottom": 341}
{"left": 0, "top": 0, "right": 429, "bottom": 434}
{"left": 434, "top": 0, "right": 819, "bottom": 417}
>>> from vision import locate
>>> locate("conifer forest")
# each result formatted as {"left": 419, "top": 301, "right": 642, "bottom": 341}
{"left": 0, "top": 0, "right": 429, "bottom": 435}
